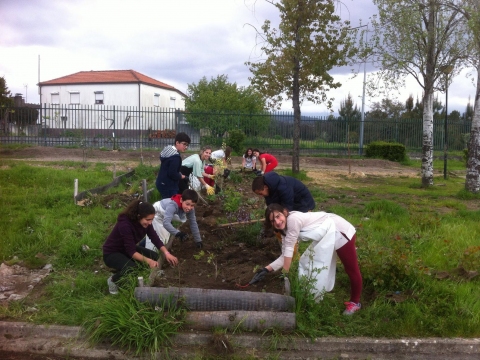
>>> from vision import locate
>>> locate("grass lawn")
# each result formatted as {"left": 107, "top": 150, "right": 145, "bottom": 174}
{"left": 0, "top": 156, "right": 479, "bottom": 355}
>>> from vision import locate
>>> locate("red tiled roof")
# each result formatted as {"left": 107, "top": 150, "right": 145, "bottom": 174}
{"left": 38, "top": 70, "right": 177, "bottom": 91}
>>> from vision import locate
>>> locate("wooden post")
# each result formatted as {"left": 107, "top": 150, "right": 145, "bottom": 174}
{"left": 142, "top": 179, "right": 148, "bottom": 202}
{"left": 213, "top": 218, "right": 265, "bottom": 229}
{"left": 74, "top": 179, "right": 78, "bottom": 204}
{"left": 113, "top": 163, "right": 116, "bottom": 179}
{"left": 195, "top": 190, "right": 208, "bottom": 205}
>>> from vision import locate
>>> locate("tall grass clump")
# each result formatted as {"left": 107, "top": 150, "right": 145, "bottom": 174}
{"left": 83, "top": 276, "right": 186, "bottom": 356}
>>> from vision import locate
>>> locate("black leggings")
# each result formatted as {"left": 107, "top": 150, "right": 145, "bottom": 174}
{"left": 103, "top": 246, "right": 159, "bottom": 283}
{"left": 179, "top": 165, "right": 193, "bottom": 193}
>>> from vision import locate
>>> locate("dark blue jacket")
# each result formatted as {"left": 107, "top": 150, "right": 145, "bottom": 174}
{"left": 155, "top": 145, "right": 182, "bottom": 197}
{"left": 263, "top": 172, "right": 315, "bottom": 212}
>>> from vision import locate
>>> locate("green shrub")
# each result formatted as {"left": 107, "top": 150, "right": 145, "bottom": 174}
{"left": 200, "top": 135, "right": 223, "bottom": 148}
{"left": 359, "top": 235, "right": 420, "bottom": 290}
{"left": 227, "top": 129, "right": 246, "bottom": 154}
{"left": 365, "top": 141, "right": 406, "bottom": 162}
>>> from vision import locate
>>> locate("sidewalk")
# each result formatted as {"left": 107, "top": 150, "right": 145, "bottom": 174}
{"left": 1, "top": 321, "right": 479, "bottom": 359}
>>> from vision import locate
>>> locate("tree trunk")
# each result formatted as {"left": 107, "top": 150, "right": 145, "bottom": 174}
{"left": 292, "top": 85, "right": 301, "bottom": 173}
{"left": 421, "top": 91, "right": 434, "bottom": 187}
{"left": 465, "top": 62, "right": 480, "bottom": 193}
{"left": 292, "top": 19, "right": 301, "bottom": 174}
{"left": 421, "top": 1, "right": 436, "bottom": 187}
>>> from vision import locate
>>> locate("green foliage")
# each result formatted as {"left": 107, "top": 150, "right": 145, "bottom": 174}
{"left": 0, "top": 76, "right": 14, "bottom": 108}
{"left": 246, "top": 0, "right": 358, "bottom": 109}
{"left": 222, "top": 189, "right": 242, "bottom": 212}
{"left": 231, "top": 222, "right": 263, "bottom": 247}
{"left": 463, "top": 148, "right": 468, "bottom": 166}
{"left": 359, "top": 234, "right": 420, "bottom": 290}
{"left": 246, "top": 0, "right": 358, "bottom": 172}
{"left": 228, "top": 129, "right": 246, "bottom": 154}
{"left": 185, "top": 74, "right": 268, "bottom": 138}
{"left": 365, "top": 141, "right": 406, "bottom": 162}
{"left": 338, "top": 93, "right": 361, "bottom": 121}
{"left": 200, "top": 135, "right": 222, "bottom": 148}
{"left": 10, "top": 107, "right": 39, "bottom": 127}
{"left": 83, "top": 277, "right": 186, "bottom": 356}
{"left": 366, "top": 98, "right": 407, "bottom": 120}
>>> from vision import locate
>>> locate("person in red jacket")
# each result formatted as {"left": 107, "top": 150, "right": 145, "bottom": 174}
{"left": 102, "top": 200, "right": 178, "bottom": 294}
{"left": 252, "top": 149, "right": 278, "bottom": 175}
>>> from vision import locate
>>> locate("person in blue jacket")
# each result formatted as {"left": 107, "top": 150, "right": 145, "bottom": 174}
{"left": 252, "top": 171, "right": 315, "bottom": 212}
{"left": 155, "top": 132, "right": 191, "bottom": 199}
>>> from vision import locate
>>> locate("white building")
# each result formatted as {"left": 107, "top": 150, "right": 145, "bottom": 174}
{"left": 37, "top": 70, "right": 186, "bottom": 131}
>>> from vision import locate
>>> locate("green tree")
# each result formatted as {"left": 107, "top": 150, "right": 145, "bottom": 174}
{"left": 432, "top": 95, "right": 444, "bottom": 121}
{"left": 371, "top": 0, "right": 469, "bottom": 187}
{"left": 0, "top": 76, "right": 14, "bottom": 134}
{"left": 448, "top": 110, "right": 461, "bottom": 122}
{"left": 338, "top": 93, "right": 361, "bottom": 120}
{"left": 10, "top": 108, "right": 40, "bottom": 129}
{"left": 463, "top": 98, "right": 474, "bottom": 121}
{"left": 184, "top": 75, "right": 267, "bottom": 139}
{"left": 366, "top": 98, "right": 405, "bottom": 120}
{"left": 337, "top": 93, "right": 361, "bottom": 143}
{"left": 246, "top": 0, "right": 357, "bottom": 173}
{"left": 0, "top": 76, "right": 14, "bottom": 108}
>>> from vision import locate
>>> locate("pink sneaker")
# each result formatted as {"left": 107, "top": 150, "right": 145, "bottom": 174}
{"left": 343, "top": 301, "right": 361, "bottom": 315}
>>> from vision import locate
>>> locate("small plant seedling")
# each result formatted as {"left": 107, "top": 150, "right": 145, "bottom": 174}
{"left": 193, "top": 250, "right": 205, "bottom": 260}
{"left": 207, "top": 252, "right": 219, "bottom": 279}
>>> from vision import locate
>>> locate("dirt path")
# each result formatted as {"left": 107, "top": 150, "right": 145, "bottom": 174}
{"left": 0, "top": 146, "right": 421, "bottom": 178}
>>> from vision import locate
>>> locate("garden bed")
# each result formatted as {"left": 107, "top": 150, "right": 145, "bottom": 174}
{"left": 151, "top": 171, "right": 286, "bottom": 295}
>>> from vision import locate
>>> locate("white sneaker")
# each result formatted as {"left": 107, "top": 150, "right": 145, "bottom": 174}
{"left": 107, "top": 276, "right": 118, "bottom": 295}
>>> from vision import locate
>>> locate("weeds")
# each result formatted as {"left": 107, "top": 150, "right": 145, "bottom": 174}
{"left": 207, "top": 252, "right": 219, "bottom": 279}
{"left": 83, "top": 276, "right": 186, "bottom": 356}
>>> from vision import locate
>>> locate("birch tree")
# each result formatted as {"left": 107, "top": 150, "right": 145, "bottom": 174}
{"left": 370, "top": 0, "right": 468, "bottom": 187}
{"left": 456, "top": 0, "right": 480, "bottom": 193}
{"left": 246, "top": 0, "right": 357, "bottom": 173}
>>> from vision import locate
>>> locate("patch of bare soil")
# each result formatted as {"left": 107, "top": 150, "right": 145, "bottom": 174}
{"left": 153, "top": 185, "right": 285, "bottom": 294}
{"left": 0, "top": 145, "right": 420, "bottom": 177}
{"left": 0, "top": 263, "right": 51, "bottom": 305}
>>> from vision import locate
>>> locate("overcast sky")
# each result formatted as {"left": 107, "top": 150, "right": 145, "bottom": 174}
{"left": 0, "top": 0, "right": 475, "bottom": 116}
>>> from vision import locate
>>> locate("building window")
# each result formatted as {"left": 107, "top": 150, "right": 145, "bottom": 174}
{"left": 170, "top": 97, "right": 176, "bottom": 108}
{"left": 51, "top": 92, "right": 59, "bottom": 104}
{"left": 153, "top": 93, "right": 160, "bottom": 107}
{"left": 69, "top": 91, "right": 80, "bottom": 104}
{"left": 94, "top": 91, "right": 104, "bottom": 105}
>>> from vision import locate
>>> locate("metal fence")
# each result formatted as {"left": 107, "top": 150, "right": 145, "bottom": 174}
{"left": 0, "top": 104, "right": 472, "bottom": 154}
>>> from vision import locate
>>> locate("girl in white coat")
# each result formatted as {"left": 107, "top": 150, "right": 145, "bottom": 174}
{"left": 254, "top": 203, "right": 362, "bottom": 315}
